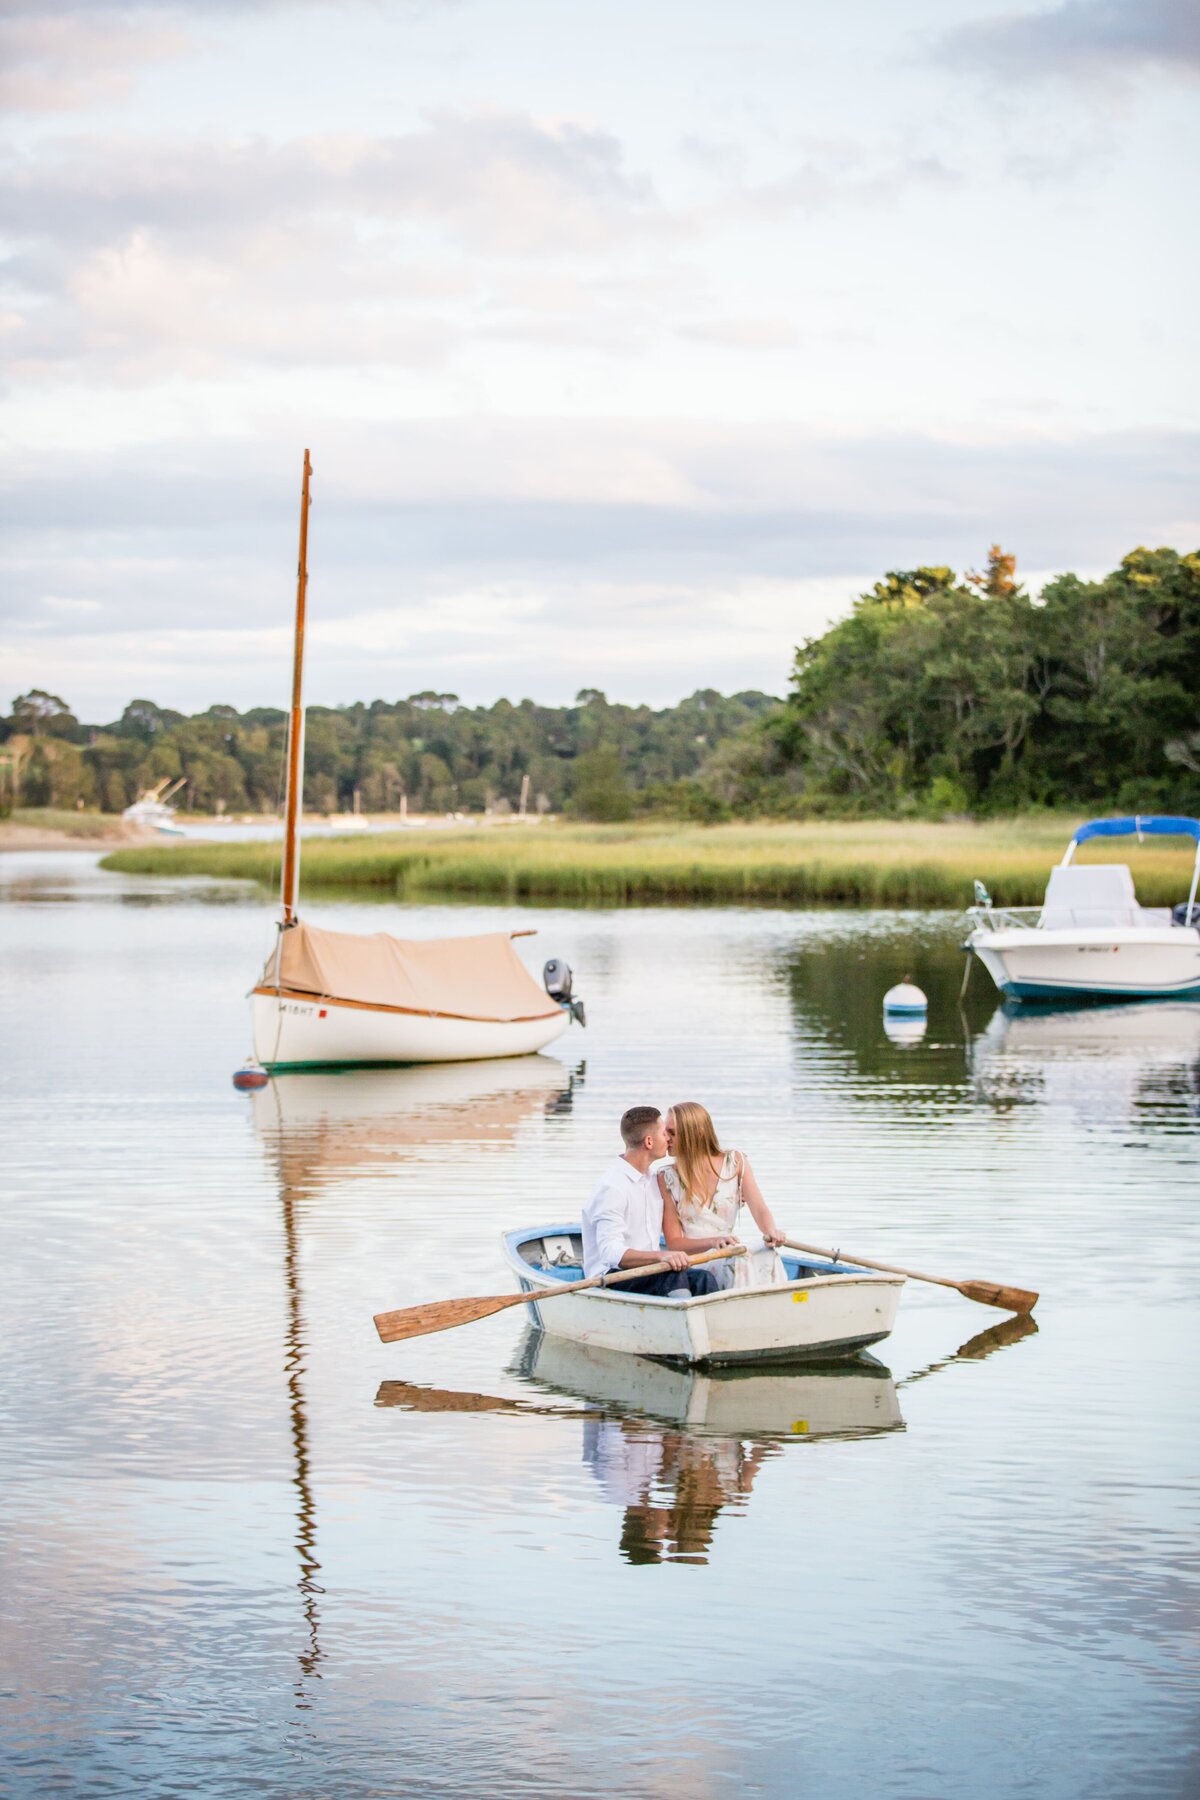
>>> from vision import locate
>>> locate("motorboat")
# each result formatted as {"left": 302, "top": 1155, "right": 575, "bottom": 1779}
{"left": 965, "top": 816, "right": 1200, "bottom": 1003}
{"left": 249, "top": 452, "right": 584, "bottom": 1069}
{"left": 122, "top": 776, "right": 187, "bottom": 834}
{"left": 501, "top": 1224, "right": 904, "bottom": 1366}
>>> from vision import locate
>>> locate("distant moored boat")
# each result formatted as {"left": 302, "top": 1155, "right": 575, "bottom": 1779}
{"left": 965, "top": 816, "right": 1200, "bottom": 1003}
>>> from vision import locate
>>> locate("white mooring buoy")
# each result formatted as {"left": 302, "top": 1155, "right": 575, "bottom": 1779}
{"left": 883, "top": 978, "right": 928, "bottom": 1016}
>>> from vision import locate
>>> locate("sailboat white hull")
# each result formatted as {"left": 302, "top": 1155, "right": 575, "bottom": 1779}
{"left": 251, "top": 988, "right": 571, "bottom": 1068}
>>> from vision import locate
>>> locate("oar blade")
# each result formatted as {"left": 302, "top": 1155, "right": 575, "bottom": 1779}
{"left": 958, "top": 1279, "right": 1039, "bottom": 1315}
{"left": 374, "top": 1290, "right": 524, "bottom": 1344}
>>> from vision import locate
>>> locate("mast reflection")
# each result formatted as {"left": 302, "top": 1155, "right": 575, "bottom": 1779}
{"left": 253, "top": 1055, "right": 577, "bottom": 1693}
{"left": 280, "top": 1182, "right": 323, "bottom": 1700}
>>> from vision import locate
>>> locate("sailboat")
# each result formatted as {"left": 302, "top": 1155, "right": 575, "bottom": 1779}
{"left": 250, "top": 451, "right": 584, "bottom": 1070}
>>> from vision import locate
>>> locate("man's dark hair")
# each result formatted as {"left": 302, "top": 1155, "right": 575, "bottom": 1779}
{"left": 620, "top": 1105, "right": 661, "bottom": 1148}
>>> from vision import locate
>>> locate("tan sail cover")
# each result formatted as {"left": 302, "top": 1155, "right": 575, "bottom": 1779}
{"left": 262, "top": 921, "right": 560, "bottom": 1023}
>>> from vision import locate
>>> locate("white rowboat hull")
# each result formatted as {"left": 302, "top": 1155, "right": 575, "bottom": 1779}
{"left": 252, "top": 989, "right": 570, "bottom": 1068}
{"left": 504, "top": 1228, "right": 903, "bottom": 1366}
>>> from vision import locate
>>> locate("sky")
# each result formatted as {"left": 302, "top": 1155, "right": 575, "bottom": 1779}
{"left": 2, "top": 0, "right": 1197, "bottom": 722}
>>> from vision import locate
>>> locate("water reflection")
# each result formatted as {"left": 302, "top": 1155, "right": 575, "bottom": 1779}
{"left": 250, "top": 1056, "right": 582, "bottom": 1195}
{"left": 526, "top": 1336, "right": 903, "bottom": 1566}
{"left": 376, "top": 1339, "right": 902, "bottom": 1566}
{"left": 785, "top": 921, "right": 990, "bottom": 1092}
{"left": 900, "top": 1310, "right": 1039, "bottom": 1390}
{"left": 279, "top": 1172, "right": 323, "bottom": 1703}
{"left": 883, "top": 1013, "right": 927, "bottom": 1047}
{"left": 255, "top": 1056, "right": 579, "bottom": 1697}
{"left": 970, "top": 1000, "right": 1200, "bottom": 1124}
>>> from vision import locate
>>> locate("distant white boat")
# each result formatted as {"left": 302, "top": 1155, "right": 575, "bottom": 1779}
{"left": 965, "top": 816, "right": 1200, "bottom": 1003}
{"left": 250, "top": 451, "right": 584, "bottom": 1070}
{"left": 502, "top": 1225, "right": 903, "bottom": 1366}
{"left": 329, "top": 813, "right": 370, "bottom": 831}
{"left": 123, "top": 776, "right": 186, "bottom": 833}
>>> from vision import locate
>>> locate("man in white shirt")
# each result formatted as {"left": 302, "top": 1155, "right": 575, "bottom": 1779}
{"left": 580, "top": 1106, "right": 725, "bottom": 1298}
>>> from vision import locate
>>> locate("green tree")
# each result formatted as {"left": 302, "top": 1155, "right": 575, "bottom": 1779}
{"left": 10, "top": 690, "right": 80, "bottom": 740}
{"left": 568, "top": 747, "right": 633, "bottom": 821}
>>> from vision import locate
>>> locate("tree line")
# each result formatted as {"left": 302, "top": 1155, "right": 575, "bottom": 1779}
{"left": 5, "top": 544, "right": 1196, "bottom": 821}
{"left": 750, "top": 545, "right": 1200, "bottom": 816}
{"left": 0, "top": 686, "right": 777, "bottom": 820}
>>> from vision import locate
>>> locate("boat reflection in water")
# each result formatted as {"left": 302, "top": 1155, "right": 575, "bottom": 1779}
{"left": 377, "top": 1337, "right": 901, "bottom": 1566}
{"left": 249, "top": 1056, "right": 581, "bottom": 1195}
{"left": 525, "top": 1334, "right": 904, "bottom": 1565}
{"left": 969, "top": 999, "right": 1200, "bottom": 1122}
{"left": 249, "top": 1055, "right": 578, "bottom": 1693}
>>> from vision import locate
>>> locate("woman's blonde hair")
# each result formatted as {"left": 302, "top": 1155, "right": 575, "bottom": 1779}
{"left": 668, "top": 1101, "right": 724, "bottom": 1210}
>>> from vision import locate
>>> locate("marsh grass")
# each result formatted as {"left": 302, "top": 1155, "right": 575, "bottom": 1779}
{"left": 100, "top": 818, "right": 1199, "bottom": 908}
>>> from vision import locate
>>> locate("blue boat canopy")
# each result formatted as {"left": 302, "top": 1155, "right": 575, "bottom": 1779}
{"left": 1072, "top": 816, "right": 1200, "bottom": 845}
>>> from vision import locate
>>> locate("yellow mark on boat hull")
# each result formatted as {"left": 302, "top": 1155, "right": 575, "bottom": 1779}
{"left": 792, "top": 1291, "right": 809, "bottom": 1303}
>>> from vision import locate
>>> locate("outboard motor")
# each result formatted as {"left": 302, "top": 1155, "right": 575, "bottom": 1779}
{"left": 544, "top": 958, "right": 586, "bottom": 1027}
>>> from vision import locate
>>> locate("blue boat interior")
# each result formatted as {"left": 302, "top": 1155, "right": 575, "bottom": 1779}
{"left": 507, "top": 1225, "right": 860, "bottom": 1287}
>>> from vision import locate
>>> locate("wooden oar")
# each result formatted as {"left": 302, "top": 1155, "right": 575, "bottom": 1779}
{"left": 374, "top": 1244, "right": 746, "bottom": 1345}
{"left": 781, "top": 1237, "right": 1038, "bottom": 1315}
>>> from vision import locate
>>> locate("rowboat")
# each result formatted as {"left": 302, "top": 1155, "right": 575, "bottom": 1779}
{"left": 249, "top": 451, "right": 584, "bottom": 1069}
{"left": 502, "top": 1225, "right": 904, "bottom": 1365}
{"left": 965, "top": 815, "right": 1200, "bottom": 1003}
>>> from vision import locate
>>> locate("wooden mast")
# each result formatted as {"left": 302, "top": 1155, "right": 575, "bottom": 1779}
{"left": 281, "top": 449, "right": 311, "bottom": 926}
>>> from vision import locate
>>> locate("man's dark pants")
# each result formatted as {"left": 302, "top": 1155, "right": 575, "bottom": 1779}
{"left": 612, "top": 1267, "right": 724, "bottom": 1298}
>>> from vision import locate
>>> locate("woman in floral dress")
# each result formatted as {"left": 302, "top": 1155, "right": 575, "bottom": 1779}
{"left": 657, "top": 1100, "right": 787, "bottom": 1289}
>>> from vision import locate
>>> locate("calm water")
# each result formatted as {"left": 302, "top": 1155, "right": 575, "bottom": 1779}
{"left": 1, "top": 853, "right": 1197, "bottom": 1799}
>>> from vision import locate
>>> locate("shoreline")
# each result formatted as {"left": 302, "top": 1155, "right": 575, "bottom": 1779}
{"left": 0, "top": 821, "right": 160, "bottom": 853}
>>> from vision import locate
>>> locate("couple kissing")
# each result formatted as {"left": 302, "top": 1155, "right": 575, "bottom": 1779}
{"left": 581, "top": 1102, "right": 786, "bottom": 1299}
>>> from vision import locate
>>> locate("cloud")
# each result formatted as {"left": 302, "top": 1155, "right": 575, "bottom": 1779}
{"left": 0, "top": 12, "right": 190, "bottom": 112}
{"left": 0, "top": 1, "right": 453, "bottom": 113}
{"left": 2, "top": 420, "right": 1196, "bottom": 715}
{"left": 0, "top": 113, "right": 665, "bottom": 378}
{"left": 686, "top": 129, "right": 962, "bottom": 225}
{"left": 677, "top": 318, "right": 800, "bottom": 350}
{"left": 2, "top": 114, "right": 655, "bottom": 254}
{"left": 936, "top": 0, "right": 1200, "bottom": 89}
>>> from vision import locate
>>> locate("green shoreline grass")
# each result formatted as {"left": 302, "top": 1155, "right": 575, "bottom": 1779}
{"left": 99, "top": 818, "right": 1199, "bottom": 909}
